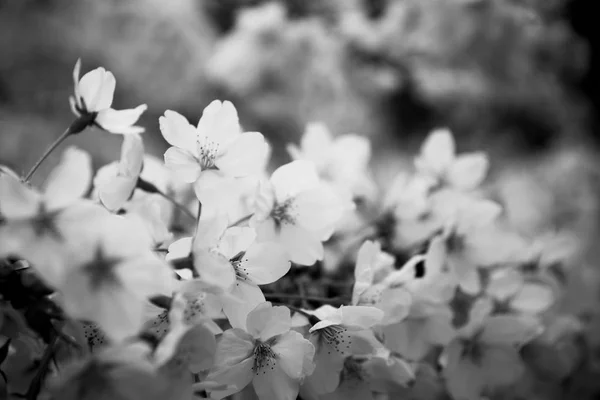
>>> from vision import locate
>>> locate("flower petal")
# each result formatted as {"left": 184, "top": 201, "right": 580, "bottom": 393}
{"left": 222, "top": 279, "right": 266, "bottom": 330}
{"left": 446, "top": 152, "right": 489, "bottom": 190}
{"left": 415, "top": 128, "right": 455, "bottom": 176}
{"left": 270, "top": 160, "right": 320, "bottom": 201}
{"left": 278, "top": 223, "right": 323, "bottom": 266}
{"left": 159, "top": 110, "right": 198, "bottom": 151}
{"left": 192, "top": 250, "right": 236, "bottom": 292}
{"left": 197, "top": 100, "right": 241, "bottom": 147}
{"left": 164, "top": 147, "right": 202, "bottom": 183}
{"left": 44, "top": 147, "right": 92, "bottom": 209}
{"left": 246, "top": 302, "right": 291, "bottom": 341}
{"left": 0, "top": 174, "right": 41, "bottom": 219}
{"left": 480, "top": 315, "right": 542, "bottom": 347}
{"left": 165, "top": 237, "right": 193, "bottom": 261}
{"left": 216, "top": 131, "right": 269, "bottom": 177}
{"left": 339, "top": 306, "right": 383, "bottom": 329}
{"left": 95, "top": 105, "right": 147, "bottom": 135}
{"left": 273, "top": 330, "right": 315, "bottom": 379}
{"left": 510, "top": 281, "right": 555, "bottom": 314}
{"left": 78, "top": 67, "right": 115, "bottom": 111}
{"left": 209, "top": 357, "right": 254, "bottom": 399}
{"left": 242, "top": 242, "right": 291, "bottom": 285}
{"left": 253, "top": 362, "right": 301, "bottom": 400}
{"left": 218, "top": 227, "right": 256, "bottom": 260}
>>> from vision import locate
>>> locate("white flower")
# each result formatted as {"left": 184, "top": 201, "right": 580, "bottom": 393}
{"left": 436, "top": 196, "right": 528, "bottom": 294}
{"left": 58, "top": 214, "right": 176, "bottom": 342}
{"left": 207, "top": 302, "right": 315, "bottom": 400}
{"left": 186, "top": 215, "right": 291, "bottom": 329}
{"left": 251, "top": 160, "right": 353, "bottom": 265}
{"left": 440, "top": 298, "right": 543, "bottom": 400}
{"left": 301, "top": 305, "right": 383, "bottom": 395}
{"left": 159, "top": 100, "right": 269, "bottom": 184}
{"left": 70, "top": 59, "right": 147, "bottom": 135}
{"left": 415, "top": 128, "right": 489, "bottom": 191}
{"left": 287, "top": 123, "right": 375, "bottom": 201}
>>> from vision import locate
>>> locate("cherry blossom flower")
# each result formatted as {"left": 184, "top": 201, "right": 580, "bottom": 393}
{"left": 436, "top": 196, "right": 529, "bottom": 294}
{"left": 298, "top": 304, "right": 383, "bottom": 395}
{"left": 287, "top": 123, "right": 376, "bottom": 201}
{"left": 69, "top": 59, "right": 147, "bottom": 135}
{"left": 159, "top": 100, "right": 268, "bottom": 183}
{"left": 207, "top": 302, "right": 315, "bottom": 400}
{"left": 173, "top": 215, "right": 290, "bottom": 328}
{"left": 415, "top": 128, "right": 489, "bottom": 191}
{"left": 51, "top": 342, "right": 168, "bottom": 400}
{"left": 152, "top": 295, "right": 217, "bottom": 399}
{"left": 58, "top": 213, "right": 175, "bottom": 342}
{"left": 440, "top": 298, "right": 543, "bottom": 400}
{"left": 251, "top": 160, "right": 353, "bottom": 265}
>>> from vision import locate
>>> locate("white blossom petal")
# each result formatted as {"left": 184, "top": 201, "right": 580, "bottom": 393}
{"left": 44, "top": 147, "right": 92, "bottom": 209}
{"left": 159, "top": 110, "right": 198, "bottom": 151}
{"left": 216, "top": 132, "right": 268, "bottom": 177}
{"left": 246, "top": 302, "right": 291, "bottom": 341}
{"left": 164, "top": 147, "right": 202, "bottom": 183}
{"left": 242, "top": 242, "right": 291, "bottom": 285}
{"left": 95, "top": 105, "right": 147, "bottom": 135}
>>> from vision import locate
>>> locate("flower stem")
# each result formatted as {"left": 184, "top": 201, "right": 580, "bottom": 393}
{"left": 228, "top": 213, "right": 253, "bottom": 228}
{"left": 156, "top": 190, "right": 196, "bottom": 221}
{"left": 136, "top": 177, "right": 196, "bottom": 221}
{"left": 265, "top": 293, "right": 347, "bottom": 304}
{"left": 26, "top": 325, "right": 61, "bottom": 400}
{"left": 24, "top": 127, "right": 72, "bottom": 182}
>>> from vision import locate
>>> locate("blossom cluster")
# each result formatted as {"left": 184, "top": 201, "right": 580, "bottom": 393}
{"left": 0, "top": 60, "right": 587, "bottom": 400}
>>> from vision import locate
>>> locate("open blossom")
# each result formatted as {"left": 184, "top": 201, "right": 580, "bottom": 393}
{"left": 352, "top": 241, "right": 414, "bottom": 325}
{"left": 415, "top": 128, "right": 489, "bottom": 191}
{"left": 171, "top": 214, "right": 290, "bottom": 329}
{"left": 69, "top": 59, "right": 147, "bottom": 135}
{"left": 58, "top": 213, "right": 175, "bottom": 342}
{"left": 441, "top": 298, "right": 543, "bottom": 400}
{"left": 287, "top": 123, "right": 375, "bottom": 201}
{"left": 159, "top": 100, "right": 268, "bottom": 184}
{"left": 436, "top": 196, "right": 528, "bottom": 294}
{"left": 251, "top": 160, "right": 353, "bottom": 265}
{"left": 208, "top": 302, "right": 315, "bottom": 400}
{"left": 297, "top": 305, "right": 383, "bottom": 395}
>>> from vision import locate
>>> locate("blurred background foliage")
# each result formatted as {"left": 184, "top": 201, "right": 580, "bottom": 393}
{"left": 0, "top": 0, "right": 599, "bottom": 251}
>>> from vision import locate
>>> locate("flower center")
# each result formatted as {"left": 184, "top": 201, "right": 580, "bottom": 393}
{"left": 461, "top": 337, "right": 484, "bottom": 364}
{"left": 270, "top": 198, "right": 297, "bottom": 227}
{"left": 197, "top": 138, "right": 220, "bottom": 170}
{"left": 319, "top": 325, "right": 351, "bottom": 355}
{"left": 340, "top": 357, "right": 366, "bottom": 383}
{"left": 230, "top": 252, "right": 251, "bottom": 284}
{"left": 253, "top": 340, "right": 277, "bottom": 374}
{"left": 83, "top": 248, "right": 121, "bottom": 291}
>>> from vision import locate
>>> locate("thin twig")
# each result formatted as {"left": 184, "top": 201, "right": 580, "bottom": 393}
{"left": 24, "top": 128, "right": 72, "bottom": 182}
{"left": 265, "top": 293, "right": 347, "bottom": 304}
{"left": 156, "top": 190, "right": 196, "bottom": 221}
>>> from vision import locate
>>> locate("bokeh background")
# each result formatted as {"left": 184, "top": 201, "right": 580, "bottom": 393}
{"left": 1, "top": 0, "right": 599, "bottom": 262}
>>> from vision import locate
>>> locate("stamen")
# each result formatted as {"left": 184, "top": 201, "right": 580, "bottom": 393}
{"left": 253, "top": 340, "right": 277, "bottom": 375}
{"left": 197, "top": 138, "right": 220, "bottom": 169}
{"left": 319, "top": 325, "right": 351, "bottom": 355}
{"left": 270, "top": 198, "right": 297, "bottom": 226}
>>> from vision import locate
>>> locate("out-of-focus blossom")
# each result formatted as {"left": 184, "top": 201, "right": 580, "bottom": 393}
{"left": 287, "top": 123, "right": 376, "bottom": 202}
{"left": 440, "top": 298, "right": 543, "bottom": 400}
{"left": 251, "top": 160, "right": 353, "bottom": 265}
{"left": 58, "top": 213, "right": 175, "bottom": 342}
{"left": 69, "top": 59, "right": 147, "bottom": 135}
{"left": 415, "top": 129, "right": 489, "bottom": 191}
{"left": 207, "top": 302, "right": 315, "bottom": 400}
{"left": 436, "top": 196, "right": 528, "bottom": 294}
{"left": 50, "top": 342, "right": 168, "bottom": 400}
